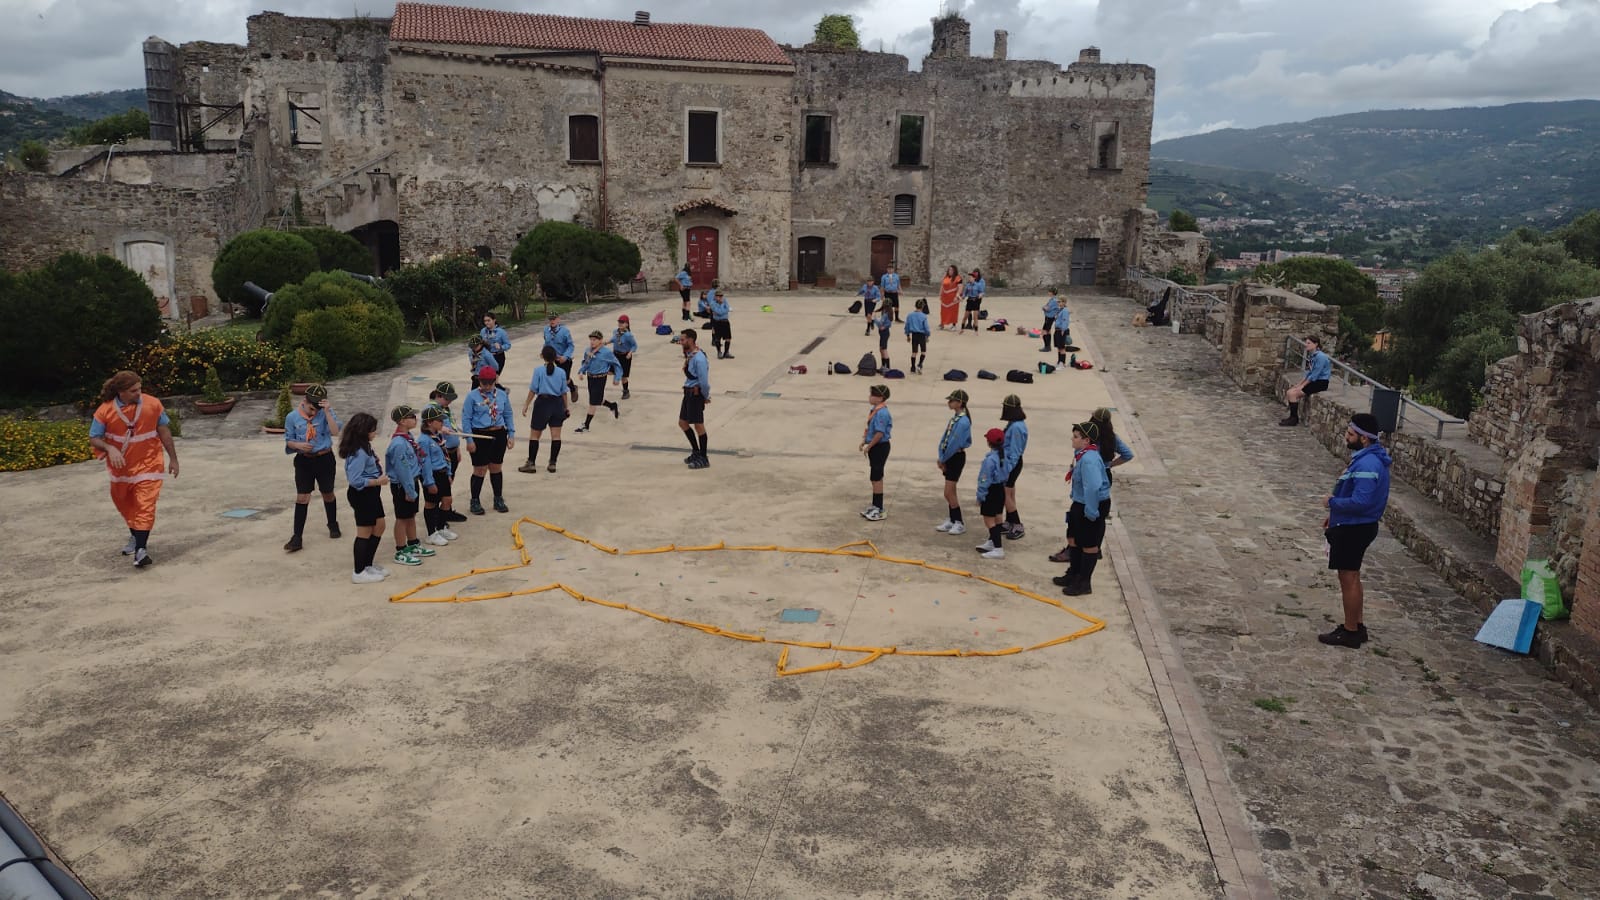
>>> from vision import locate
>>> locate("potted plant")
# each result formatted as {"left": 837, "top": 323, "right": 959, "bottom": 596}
{"left": 289, "top": 348, "right": 326, "bottom": 395}
{"left": 196, "top": 365, "right": 237, "bottom": 415}
{"left": 263, "top": 385, "right": 292, "bottom": 433}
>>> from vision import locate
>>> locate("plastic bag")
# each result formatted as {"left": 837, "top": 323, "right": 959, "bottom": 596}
{"left": 1522, "top": 559, "right": 1568, "bottom": 620}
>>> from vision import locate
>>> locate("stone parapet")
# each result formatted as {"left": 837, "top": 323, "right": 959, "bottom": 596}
{"left": 1220, "top": 282, "right": 1338, "bottom": 396}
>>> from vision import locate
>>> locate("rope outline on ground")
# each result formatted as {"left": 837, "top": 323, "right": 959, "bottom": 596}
{"left": 389, "top": 517, "right": 1106, "bottom": 676}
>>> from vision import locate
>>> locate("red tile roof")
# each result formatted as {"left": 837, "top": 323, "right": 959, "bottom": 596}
{"left": 673, "top": 197, "right": 739, "bottom": 216}
{"left": 391, "top": 3, "right": 792, "bottom": 67}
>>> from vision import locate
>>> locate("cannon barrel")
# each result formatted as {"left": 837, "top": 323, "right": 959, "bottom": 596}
{"left": 340, "top": 270, "right": 381, "bottom": 285}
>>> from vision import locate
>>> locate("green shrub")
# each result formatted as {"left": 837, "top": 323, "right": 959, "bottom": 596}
{"left": 295, "top": 227, "right": 373, "bottom": 275}
{"left": 0, "top": 252, "right": 163, "bottom": 405}
{"left": 211, "top": 229, "right": 319, "bottom": 317}
{"left": 290, "top": 347, "right": 328, "bottom": 382}
{"left": 288, "top": 302, "right": 403, "bottom": 375}
{"left": 261, "top": 270, "right": 400, "bottom": 342}
{"left": 121, "top": 330, "right": 287, "bottom": 396}
{"left": 384, "top": 251, "right": 525, "bottom": 334}
{"left": 1163, "top": 267, "right": 1199, "bottom": 286}
{"left": 17, "top": 141, "right": 50, "bottom": 172}
{"left": 69, "top": 109, "right": 150, "bottom": 146}
{"left": 511, "top": 221, "right": 641, "bottom": 300}
{"left": 267, "top": 385, "right": 293, "bottom": 428}
{"left": 201, "top": 365, "right": 227, "bottom": 402}
{"left": 1168, "top": 209, "right": 1199, "bottom": 233}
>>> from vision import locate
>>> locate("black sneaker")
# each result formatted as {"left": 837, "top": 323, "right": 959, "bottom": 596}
{"left": 1007, "top": 524, "right": 1025, "bottom": 540}
{"left": 445, "top": 510, "right": 468, "bottom": 522}
{"left": 1063, "top": 580, "right": 1092, "bottom": 596}
{"left": 470, "top": 499, "right": 486, "bottom": 515}
{"left": 493, "top": 496, "right": 509, "bottom": 513}
{"left": 1278, "top": 416, "right": 1300, "bottom": 427}
{"left": 1317, "top": 625, "right": 1364, "bottom": 649}
{"left": 1051, "top": 572, "right": 1076, "bottom": 587}
{"left": 328, "top": 523, "right": 341, "bottom": 539}
{"left": 284, "top": 535, "right": 303, "bottom": 553}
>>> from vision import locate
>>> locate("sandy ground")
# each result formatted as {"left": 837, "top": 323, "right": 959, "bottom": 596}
{"left": 0, "top": 292, "right": 1220, "bottom": 898}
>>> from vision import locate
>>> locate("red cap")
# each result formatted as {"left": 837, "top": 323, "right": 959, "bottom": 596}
{"left": 617, "top": 314, "right": 630, "bottom": 322}
{"left": 985, "top": 427, "right": 1005, "bottom": 444}
{"left": 477, "top": 366, "right": 498, "bottom": 381}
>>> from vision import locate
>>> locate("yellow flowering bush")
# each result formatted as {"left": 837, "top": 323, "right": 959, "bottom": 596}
{"left": 0, "top": 417, "right": 93, "bottom": 472}
{"left": 123, "top": 331, "right": 287, "bottom": 395}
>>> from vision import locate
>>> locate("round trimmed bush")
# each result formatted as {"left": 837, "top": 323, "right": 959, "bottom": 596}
{"left": 288, "top": 302, "right": 403, "bottom": 375}
{"left": 295, "top": 227, "right": 373, "bottom": 276}
{"left": 211, "top": 229, "right": 319, "bottom": 317}
{"left": 512, "top": 221, "right": 641, "bottom": 300}
{"left": 262, "top": 270, "right": 400, "bottom": 343}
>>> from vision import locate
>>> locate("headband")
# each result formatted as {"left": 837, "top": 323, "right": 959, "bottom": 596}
{"left": 1350, "top": 420, "right": 1381, "bottom": 441}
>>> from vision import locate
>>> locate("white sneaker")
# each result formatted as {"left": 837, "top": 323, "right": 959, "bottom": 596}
{"left": 426, "top": 532, "right": 449, "bottom": 547}
{"left": 363, "top": 566, "right": 388, "bottom": 580}
{"left": 981, "top": 547, "right": 1006, "bottom": 560}
{"left": 859, "top": 506, "right": 877, "bottom": 518}
{"left": 863, "top": 507, "right": 886, "bottom": 521}
{"left": 352, "top": 569, "right": 385, "bottom": 584}
{"left": 974, "top": 540, "right": 995, "bottom": 552}
{"left": 121, "top": 536, "right": 137, "bottom": 555}
{"left": 935, "top": 519, "right": 953, "bottom": 532}
{"left": 947, "top": 521, "right": 967, "bottom": 535}
{"left": 439, "top": 528, "right": 459, "bottom": 541}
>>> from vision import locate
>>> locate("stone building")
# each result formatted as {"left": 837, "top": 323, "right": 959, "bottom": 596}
{"left": 0, "top": 3, "right": 1160, "bottom": 308}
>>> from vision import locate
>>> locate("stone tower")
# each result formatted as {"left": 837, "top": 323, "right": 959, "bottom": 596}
{"left": 929, "top": 14, "right": 970, "bottom": 59}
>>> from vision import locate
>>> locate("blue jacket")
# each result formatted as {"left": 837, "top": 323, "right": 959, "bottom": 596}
{"left": 977, "top": 449, "right": 1005, "bottom": 502}
{"left": 1306, "top": 349, "right": 1332, "bottom": 382}
{"left": 683, "top": 348, "right": 711, "bottom": 395}
{"left": 344, "top": 447, "right": 383, "bottom": 490}
{"left": 422, "top": 430, "right": 450, "bottom": 475}
{"left": 479, "top": 325, "right": 511, "bottom": 354}
{"left": 875, "top": 309, "right": 893, "bottom": 333}
{"left": 284, "top": 404, "right": 337, "bottom": 455}
{"left": 879, "top": 272, "right": 901, "bottom": 293}
{"left": 864, "top": 405, "right": 892, "bottom": 444}
{"left": 1071, "top": 450, "right": 1110, "bottom": 519}
{"left": 386, "top": 432, "right": 426, "bottom": 499}
{"left": 470, "top": 345, "right": 500, "bottom": 375}
{"left": 1002, "top": 421, "right": 1028, "bottom": 474}
{"left": 968, "top": 278, "right": 987, "bottom": 297}
{"left": 904, "top": 310, "right": 930, "bottom": 336}
{"left": 1329, "top": 443, "right": 1391, "bottom": 526}
{"left": 543, "top": 324, "right": 575, "bottom": 360}
{"left": 461, "top": 385, "right": 515, "bottom": 439}
{"left": 611, "top": 329, "right": 638, "bottom": 356}
{"left": 937, "top": 412, "right": 970, "bottom": 464}
{"left": 529, "top": 365, "right": 568, "bottom": 397}
{"left": 1102, "top": 435, "right": 1134, "bottom": 464}
{"left": 857, "top": 284, "right": 881, "bottom": 302}
{"left": 710, "top": 296, "right": 730, "bottom": 321}
{"left": 676, "top": 270, "right": 692, "bottom": 289}
{"left": 581, "top": 345, "right": 623, "bottom": 379}
{"left": 1054, "top": 307, "right": 1071, "bottom": 333}
{"left": 1043, "top": 295, "right": 1062, "bottom": 319}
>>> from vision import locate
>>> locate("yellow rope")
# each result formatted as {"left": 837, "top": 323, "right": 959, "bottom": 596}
{"left": 389, "top": 517, "right": 1106, "bottom": 677}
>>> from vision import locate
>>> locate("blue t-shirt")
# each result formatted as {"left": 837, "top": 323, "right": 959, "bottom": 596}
{"left": 284, "top": 405, "right": 337, "bottom": 455}
{"left": 543, "top": 324, "right": 575, "bottom": 360}
{"left": 529, "top": 365, "right": 568, "bottom": 397}
{"left": 676, "top": 270, "right": 692, "bottom": 289}
{"left": 864, "top": 405, "right": 892, "bottom": 443}
{"left": 880, "top": 272, "right": 901, "bottom": 293}
{"left": 904, "top": 311, "right": 930, "bottom": 335}
{"left": 858, "top": 284, "right": 881, "bottom": 302}
{"left": 611, "top": 329, "right": 638, "bottom": 355}
{"left": 938, "top": 412, "right": 970, "bottom": 463}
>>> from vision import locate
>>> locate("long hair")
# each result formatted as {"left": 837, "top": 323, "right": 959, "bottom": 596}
{"left": 1092, "top": 407, "right": 1117, "bottom": 463}
{"left": 542, "top": 345, "right": 557, "bottom": 374}
{"left": 99, "top": 370, "right": 141, "bottom": 403}
{"left": 971, "top": 268, "right": 983, "bottom": 281}
{"left": 944, "top": 265, "right": 959, "bottom": 281}
{"left": 915, "top": 298, "right": 929, "bottom": 313}
{"left": 339, "top": 412, "right": 378, "bottom": 460}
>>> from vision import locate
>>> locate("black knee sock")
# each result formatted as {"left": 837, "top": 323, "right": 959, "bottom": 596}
{"left": 584, "top": 413, "right": 594, "bottom": 427}
{"left": 872, "top": 492, "right": 883, "bottom": 509}
{"left": 133, "top": 529, "right": 150, "bottom": 551}
{"left": 1287, "top": 400, "right": 1298, "bottom": 417}
{"left": 359, "top": 535, "right": 379, "bottom": 570}
{"left": 323, "top": 499, "right": 338, "bottom": 527}
{"left": 424, "top": 506, "right": 438, "bottom": 534}
{"left": 1079, "top": 553, "right": 1099, "bottom": 585}
{"left": 352, "top": 537, "right": 365, "bottom": 573}
{"left": 490, "top": 472, "right": 503, "bottom": 498}
{"left": 918, "top": 353, "right": 925, "bottom": 370}
{"left": 949, "top": 506, "right": 963, "bottom": 523}
{"left": 1068, "top": 545, "right": 1083, "bottom": 575}
{"left": 528, "top": 440, "right": 539, "bottom": 465}
{"left": 605, "top": 401, "right": 617, "bottom": 412}
{"left": 292, "top": 501, "right": 308, "bottom": 537}
{"left": 698, "top": 433, "right": 708, "bottom": 455}
{"left": 551, "top": 440, "right": 562, "bottom": 463}
{"left": 1058, "top": 351, "right": 1066, "bottom": 364}
{"left": 1005, "top": 510, "right": 1021, "bottom": 525}
{"left": 684, "top": 428, "right": 699, "bottom": 451}
{"left": 470, "top": 474, "right": 484, "bottom": 500}
{"left": 989, "top": 524, "right": 1003, "bottom": 547}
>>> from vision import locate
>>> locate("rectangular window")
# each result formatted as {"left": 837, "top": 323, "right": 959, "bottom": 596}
{"left": 568, "top": 114, "right": 599, "bottom": 162}
{"left": 687, "top": 110, "right": 720, "bottom": 165}
{"left": 804, "top": 114, "right": 832, "bottom": 164}
{"left": 893, "top": 194, "right": 916, "bottom": 226}
{"left": 897, "top": 114, "right": 925, "bottom": 166}
{"left": 288, "top": 91, "right": 323, "bottom": 146}
{"left": 1095, "top": 121, "right": 1120, "bottom": 169}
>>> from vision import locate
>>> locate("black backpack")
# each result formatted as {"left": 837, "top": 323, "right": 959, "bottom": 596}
{"left": 943, "top": 369, "right": 968, "bottom": 381}
{"left": 833, "top": 361, "right": 851, "bottom": 375}
{"left": 977, "top": 369, "right": 998, "bottom": 380}
{"left": 1038, "top": 362, "right": 1057, "bottom": 374}
{"left": 848, "top": 300, "right": 863, "bottom": 314}
{"left": 1006, "top": 369, "right": 1034, "bottom": 383}
{"left": 856, "top": 352, "right": 878, "bottom": 376}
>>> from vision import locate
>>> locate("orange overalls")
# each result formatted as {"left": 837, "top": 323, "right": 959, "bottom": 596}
{"left": 92, "top": 396, "right": 169, "bottom": 531}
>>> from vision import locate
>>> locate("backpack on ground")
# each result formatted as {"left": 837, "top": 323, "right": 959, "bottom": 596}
{"left": 1006, "top": 369, "right": 1034, "bottom": 384}
{"left": 883, "top": 368, "right": 906, "bottom": 379}
{"left": 848, "top": 300, "right": 863, "bottom": 314}
{"left": 833, "top": 362, "right": 851, "bottom": 374}
{"left": 856, "top": 352, "right": 878, "bottom": 376}
{"left": 987, "top": 323, "right": 1006, "bottom": 332}
{"left": 978, "top": 310, "right": 989, "bottom": 320}
{"left": 655, "top": 324, "right": 674, "bottom": 335}
{"left": 943, "top": 369, "right": 968, "bottom": 381}
{"left": 1038, "top": 362, "right": 1057, "bottom": 374}
{"left": 977, "top": 369, "right": 998, "bottom": 380}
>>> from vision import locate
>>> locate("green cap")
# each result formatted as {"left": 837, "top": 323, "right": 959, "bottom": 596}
{"left": 433, "top": 381, "right": 457, "bottom": 400}
{"left": 390, "top": 404, "right": 418, "bottom": 423}
{"left": 303, "top": 384, "right": 328, "bottom": 402}
{"left": 421, "top": 405, "right": 446, "bottom": 423}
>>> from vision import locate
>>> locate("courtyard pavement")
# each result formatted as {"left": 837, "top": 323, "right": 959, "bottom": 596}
{"left": 1, "top": 292, "right": 1226, "bottom": 899}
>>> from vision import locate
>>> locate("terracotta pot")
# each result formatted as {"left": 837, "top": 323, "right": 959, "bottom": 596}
{"left": 196, "top": 398, "right": 237, "bottom": 415}
{"left": 290, "top": 382, "right": 314, "bottom": 395}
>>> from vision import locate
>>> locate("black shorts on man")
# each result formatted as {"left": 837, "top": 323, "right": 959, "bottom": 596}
{"left": 1326, "top": 521, "right": 1380, "bottom": 571}
{"left": 680, "top": 390, "right": 706, "bottom": 425}
{"left": 293, "top": 452, "right": 336, "bottom": 494}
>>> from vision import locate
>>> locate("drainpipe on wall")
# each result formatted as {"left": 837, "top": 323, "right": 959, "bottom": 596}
{"left": 596, "top": 55, "right": 608, "bottom": 230}
{"left": 102, "top": 143, "right": 116, "bottom": 182}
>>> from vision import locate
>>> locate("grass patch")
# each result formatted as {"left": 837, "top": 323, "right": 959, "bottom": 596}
{"left": 1371, "top": 646, "right": 1391, "bottom": 658}
{"left": 1252, "top": 696, "right": 1293, "bottom": 714}
{"left": 1227, "top": 742, "right": 1248, "bottom": 758}
{"left": 1273, "top": 604, "right": 1309, "bottom": 619}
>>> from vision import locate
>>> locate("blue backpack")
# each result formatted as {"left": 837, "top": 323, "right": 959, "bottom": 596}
{"left": 943, "top": 369, "right": 968, "bottom": 381}
{"left": 655, "top": 324, "right": 674, "bottom": 335}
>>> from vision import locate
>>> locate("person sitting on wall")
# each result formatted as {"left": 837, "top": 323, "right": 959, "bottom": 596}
{"left": 1281, "top": 335, "right": 1331, "bottom": 427}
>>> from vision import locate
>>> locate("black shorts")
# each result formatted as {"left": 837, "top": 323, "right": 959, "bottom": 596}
{"left": 347, "top": 485, "right": 385, "bottom": 527}
{"left": 587, "top": 374, "right": 610, "bottom": 406}
{"left": 1326, "top": 522, "right": 1380, "bottom": 571}
{"left": 980, "top": 491, "right": 1006, "bottom": 518}
{"left": 884, "top": 291, "right": 900, "bottom": 308}
{"left": 1068, "top": 500, "right": 1109, "bottom": 549}
{"left": 293, "top": 451, "right": 335, "bottom": 494}
{"left": 429, "top": 468, "right": 451, "bottom": 500}
{"left": 446, "top": 446, "right": 461, "bottom": 470}
{"left": 1053, "top": 328, "right": 1070, "bottom": 349}
{"left": 867, "top": 441, "right": 890, "bottom": 482}
{"left": 530, "top": 394, "right": 565, "bottom": 431}
{"left": 468, "top": 429, "right": 507, "bottom": 466}
{"left": 680, "top": 389, "right": 706, "bottom": 425}
{"left": 492, "top": 351, "right": 506, "bottom": 372}
{"left": 712, "top": 319, "right": 731, "bottom": 341}
{"left": 942, "top": 450, "right": 966, "bottom": 483}
{"left": 878, "top": 330, "right": 891, "bottom": 351}
{"left": 559, "top": 359, "right": 575, "bottom": 392}
{"left": 619, "top": 356, "right": 633, "bottom": 379}
{"left": 965, "top": 297, "right": 982, "bottom": 311}
{"left": 390, "top": 482, "right": 420, "bottom": 519}
{"left": 680, "top": 287, "right": 691, "bottom": 302}
{"left": 910, "top": 333, "right": 928, "bottom": 353}
{"left": 1304, "top": 379, "right": 1329, "bottom": 395}
{"left": 862, "top": 299, "right": 877, "bottom": 316}
{"left": 1004, "top": 456, "right": 1025, "bottom": 488}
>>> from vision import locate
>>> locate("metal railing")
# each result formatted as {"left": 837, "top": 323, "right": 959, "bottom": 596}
{"left": 1282, "top": 337, "right": 1465, "bottom": 439}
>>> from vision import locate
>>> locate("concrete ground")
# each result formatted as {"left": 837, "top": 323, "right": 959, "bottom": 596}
{"left": 0, "top": 293, "right": 1224, "bottom": 898}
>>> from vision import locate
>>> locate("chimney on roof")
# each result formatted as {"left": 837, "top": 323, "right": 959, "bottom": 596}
{"left": 1078, "top": 46, "right": 1101, "bottom": 64}
{"left": 634, "top": 10, "right": 650, "bottom": 26}
{"left": 993, "top": 30, "right": 1008, "bottom": 60}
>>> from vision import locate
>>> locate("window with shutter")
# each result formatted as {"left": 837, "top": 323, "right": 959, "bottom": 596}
{"left": 687, "top": 110, "right": 720, "bottom": 165}
{"left": 893, "top": 194, "right": 916, "bottom": 226}
{"left": 568, "top": 115, "right": 599, "bottom": 162}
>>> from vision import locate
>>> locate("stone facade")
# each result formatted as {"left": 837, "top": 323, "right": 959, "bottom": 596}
{"left": 1219, "top": 282, "right": 1339, "bottom": 395}
{"left": 1127, "top": 208, "right": 1209, "bottom": 281}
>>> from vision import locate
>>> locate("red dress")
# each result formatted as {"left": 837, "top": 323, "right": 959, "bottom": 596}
{"left": 939, "top": 276, "right": 962, "bottom": 328}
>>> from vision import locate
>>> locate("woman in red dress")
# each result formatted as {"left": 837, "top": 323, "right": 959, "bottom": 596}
{"left": 938, "top": 265, "right": 962, "bottom": 331}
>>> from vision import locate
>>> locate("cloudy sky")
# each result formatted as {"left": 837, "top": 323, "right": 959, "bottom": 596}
{"left": 3, "top": 0, "right": 1597, "bottom": 140}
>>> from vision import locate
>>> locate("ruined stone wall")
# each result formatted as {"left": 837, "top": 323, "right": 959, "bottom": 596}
{"left": 171, "top": 41, "right": 251, "bottom": 146}
{"left": 66, "top": 151, "right": 235, "bottom": 189}
{"left": 387, "top": 53, "right": 602, "bottom": 262}
{"left": 1219, "top": 283, "right": 1339, "bottom": 395}
{"left": 788, "top": 49, "right": 1153, "bottom": 288}
{"left": 604, "top": 63, "right": 793, "bottom": 288}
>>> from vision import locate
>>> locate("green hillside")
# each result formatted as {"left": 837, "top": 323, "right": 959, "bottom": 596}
{"left": 0, "top": 88, "right": 147, "bottom": 156}
{"left": 35, "top": 88, "right": 146, "bottom": 121}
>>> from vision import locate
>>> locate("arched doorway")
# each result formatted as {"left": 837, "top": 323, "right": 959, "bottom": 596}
{"left": 349, "top": 220, "right": 401, "bottom": 275}
{"left": 870, "top": 234, "right": 897, "bottom": 280}
{"left": 687, "top": 226, "right": 719, "bottom": 288}
{"left": 797, "top": 236, "right": 826, "bottom": 284}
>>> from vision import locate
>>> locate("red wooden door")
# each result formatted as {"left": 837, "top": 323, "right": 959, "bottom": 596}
{"left": 870, "top": 235, "right": 897, "bottom": 280}
{"left": 687, "top": 226, "right": 719, "bottom": 289}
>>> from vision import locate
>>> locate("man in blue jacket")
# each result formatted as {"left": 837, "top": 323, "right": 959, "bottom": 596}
{"left": 1320, "top": 413, "right": 1392, "bottom": 648}
{"left": 1282, "top": 335, "right": 1332, "bottom": 426}
{"left": 543, "top": 312, "right": 579, "bottom": 403}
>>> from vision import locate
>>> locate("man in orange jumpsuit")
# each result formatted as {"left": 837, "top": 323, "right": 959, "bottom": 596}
{"left": 88, "top": 370, "right": 180, "bottom": 568}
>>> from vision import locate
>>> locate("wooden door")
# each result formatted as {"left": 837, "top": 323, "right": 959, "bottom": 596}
{"left": 124, "top": 240, "right": 176, "bottom": 319}
{"left": 1070, "top": 238, "right": 1100, "bottom": 286}
{"left": 797, "top": 236, "right": 825, "bottom": 284}
{"left": 870, "top": 235, "right": 897, "bottom": 280}
{"left": 687, "top": 226, "right": 719, "bottom": 288}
